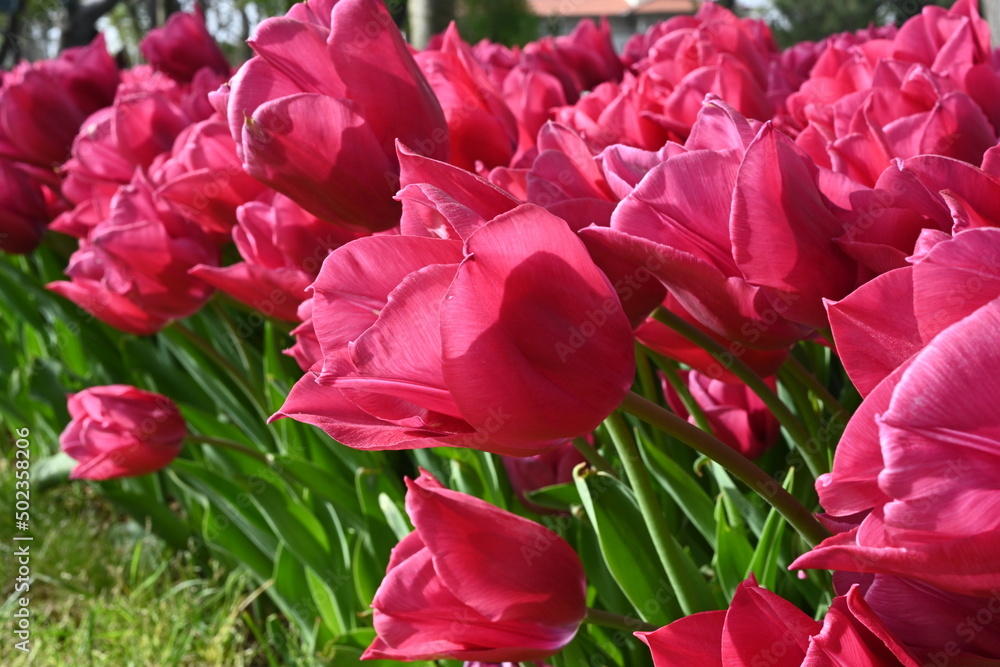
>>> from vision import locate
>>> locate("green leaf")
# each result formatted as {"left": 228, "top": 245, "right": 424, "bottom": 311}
{"left": 32, "top": 452, "right": 76, "bottom": 493}
{"left": 524, "top": 482, "right": 581, "bottom": 512}
{"left": 745, "top": 467, "right": 795, "bottom": 591}
{"left": 200, "top": 505, "right": 273, "bottom": 579}
{"left": 100, "top": 485, "right": 192, "bottom": 551}
{"left": 638, "top": 429, "right": 717, "bottom": 547}
{"left": 273, "top": 455, "right": 364, "bottom": 528}
{"left": 249, "top": 479, "right": 333, "bottom": 577}
{"left": 272, "top": 542, "right": 321, "bottom": 640}
{"left": 573, "top": 468, "right": 680, "bottom": 625}
{"left": 307, "top": 564, "right": 348, "bottom": 636}
{"left": 712, "top": 495, "right": 755, "bottom": 600}
{"left": 172, "top": 461, "right": 280, "bottom": 556}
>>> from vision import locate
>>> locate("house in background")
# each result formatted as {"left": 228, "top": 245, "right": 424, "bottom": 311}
{"left": 528, "top": 0, "right": 698, "bottom": 50}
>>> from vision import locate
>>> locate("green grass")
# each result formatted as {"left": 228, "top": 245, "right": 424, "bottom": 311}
{"left": 0, "top": 462, "right": 314, "bottom": 667}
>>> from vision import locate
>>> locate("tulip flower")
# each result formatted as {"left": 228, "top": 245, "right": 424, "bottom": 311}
{"left": 139, "top": 7, "right": 231, "bottom": 83}
{"left": 274, "top": 203, "right": 635, "bottom": 456}
{"left": 662, "top": 370, "right": 780, "bottom": 460}
{"left": 793, "top": 295, "right": 1000, "bottom": 598}
{"left": 835, "top": 572, "right": 1000, "bottom": 663}
{"left": 227, "top": 0, "right": 448, "bottom": 231}
{"left": 190, "top": 193, "right": 358, "bottom": 321}
{"left": 0, "top": 35, "right": 118, "bottom": 169}
{"left": 637, "top": 576, "right": 919, "bottom": 666}
{"left": 47, "top": 173, "right": 218, "bottom": 335}
{"left": 0, "top": 160, "right": 51, "bottom": 254}
{"left": 364, "top": 471, "right": 586, "bottom": 661}
{"left": 60, "top": 385, "right": 187, "bottom": 480}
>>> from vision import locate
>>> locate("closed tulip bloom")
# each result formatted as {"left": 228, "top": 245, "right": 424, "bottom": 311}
{"left": 60, "top": 385, "right": 186, "bottom": 480}
{"left": 274, "top": 203, "right": 635, "bottom": 456}
{"left": 364, "top": 471, "right": 586, "bottom": 661}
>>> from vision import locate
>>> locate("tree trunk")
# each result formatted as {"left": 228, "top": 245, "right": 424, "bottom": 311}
{"left": 59, "top": 0, "right": 121, "bottom": 49}
{"left": 0, "top": 0, "right": 27, "bottom": 67}
{"left": 407, "top": 0, "right": 454, "bottom": 49}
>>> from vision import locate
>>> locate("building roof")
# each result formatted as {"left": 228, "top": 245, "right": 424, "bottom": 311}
{"left": 528, "top": 0, "right": 697, "bottom": 18}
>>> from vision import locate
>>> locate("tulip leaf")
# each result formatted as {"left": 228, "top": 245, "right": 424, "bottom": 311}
{"left": 99, "top": 483, "right": 192, "bottom": 552}
{"left": 524, "top": 482, "right": 581, "bottom": 512}
{"left": 272, "top": 542, "right": 323, "bottom": 641}
{"left": 250, "top": 480, "right": 333, "bottom": 578}
{"left": 30, "top": 452, "right": 75, "bottom": 493}
{"left": 637, "top": 429, "right": 717, "bottom": 547}
{"left": 573, "top": 468, "right": 680, "bottom": 625}
{"left": 306, "top": 563, "right": 348, "bottom": 636}
{"left": 352, "top": 533, "right": 383, "bottom": 607}
{"left": 200, "top": 504, "right": 273, "bottom": 579}
{"left": 712, "top": 495, "right": 755, "bottom": 600}
{"left": 745, "top": 467, "right": 795, "bottom": 591}
{"left": 172, "top": 460, "right": 280, "bottom": 556}
{"left": 378, "top": 492, "right": 411, "bottom": 542}
{"left": 272, "top": 455, "right": 364, "bottom": 527}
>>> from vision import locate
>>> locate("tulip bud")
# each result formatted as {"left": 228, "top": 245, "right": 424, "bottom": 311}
{"left": 60, "top": 385, "right": 186, "bottom": 480}
{"left": 364, "top": 471, "right": 587, "bottom": 661}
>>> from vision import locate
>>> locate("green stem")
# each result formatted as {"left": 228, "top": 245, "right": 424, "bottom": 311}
{"left": 620, "top": 391, "right": 831, "bottom": 547}
{"left": 605, "top": 412, "right": 716, "bottom": 615}
{"left": 584, "top": 607, "right": 659, "bottom": 634}
{"left": 572, "top": 437, "right": 616, "bottom": 476}
{"left": 652, "top": 308, "right": 825, "bottom": 477}
{"left": 783, "top": 354, "right": 846, "bottom": 418}
{"left": 654, "top": 354, "right": 714, "bottom": 434}
{"left": 186, "top": 434, "right": 272, "bottom": 466}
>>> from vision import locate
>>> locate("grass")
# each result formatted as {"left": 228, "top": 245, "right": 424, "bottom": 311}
{"left": 0, "top": 459, "right": 314, "bottom": 667}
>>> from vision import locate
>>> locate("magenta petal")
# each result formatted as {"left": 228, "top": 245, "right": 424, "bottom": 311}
{"left": 441, "top": 205, "right": 635, "bottom": 446}
{"left": 328, "top": 0, "right": 447, "bottom": 162}
{"left": 404, "top": 475, "right": 586, "bottom": 629}
{"left": 311, "top": 235, "right": 463, "bottom": 355}
{"left": 732, "top": 125, "right": 860, "bottom": 328}
{"left": 242, "top": 93, "right": 400, "bottom": 230}
{"left": 636, "top": 613, "right": 726, "bottom": 667}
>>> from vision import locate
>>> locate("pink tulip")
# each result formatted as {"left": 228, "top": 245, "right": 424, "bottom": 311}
{"left": 190, "top": 194, "right": 359, "bottom": 321}
{"left": 828, "top": 228, "right": 1000, "bottom": 397}
{"left": 60, "top": 385, "right": 186, "bottom": 480}
{"left": 55, "top": 65, "right": 226, "bottom": 240}
{"left": 47, "top": 173, "right": 218, "bottom": 335}
{"left": 836, "top": 572, "right": 1000, "bottom": 664}
{"left": 662, "top": 370, "right": 780, "bottom": 460}
{"left": 793, "top": 295, "right": 1000, "bottom": 598}
{"left": 581, "top": 100, "right": 819, "bottom": 350}
{"left": 395, "top": 142, "right": 521, "bottom": 241}
{"left": 284, "top": 297, "right": 322, "bottom": 372}
{"left": 0, "top": 35, "right": 118, "bottom": 169}
{"left": 636, "top": 576, "right": 919, "bottom": 666}
{"left": 364, "top": 471, "right": 586, "bottom": 661}
{"left": 273, "top": 203, "right": 635, "bottom": 456}
{"left": 0, "top": 160, "right": 51, "bottom": 254}
{"left": 227, "top": 0, "right": 448, "bottom": 231}
{"left": 151, "top": 114, "right": 268, "bottom": 235}
{"left": 415, "top": 25, "right": 518, "bottom": 171}
{"left": 621, "top": 3, "right": 780, "bottom": 141}
{"left": 140, "top": 7, "right": 231, "bottom": 83}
